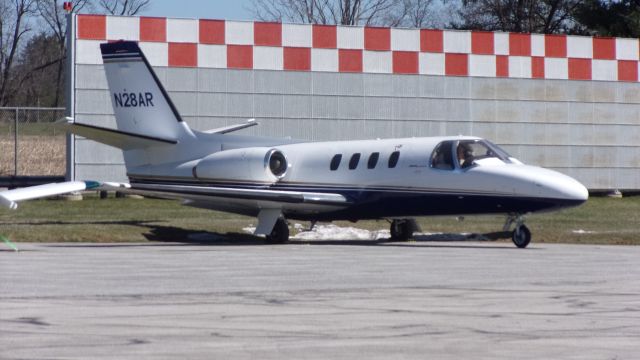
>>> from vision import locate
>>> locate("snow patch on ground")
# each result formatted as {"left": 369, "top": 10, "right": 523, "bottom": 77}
{"left": 243, "top": 224, "right": 388, "bottom": 240}
{"left": 572, "top": 229, "right": 596, "bottom": 234}
{"left": 293, "top": 224, "right": 390, "bottom": 241}
{"left": 244, "top": 223, "right": 480, "bottom": 242}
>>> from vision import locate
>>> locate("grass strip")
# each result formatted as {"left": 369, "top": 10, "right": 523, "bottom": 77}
{"left": 0, "top": 194, "right": 638, "bottom": 245}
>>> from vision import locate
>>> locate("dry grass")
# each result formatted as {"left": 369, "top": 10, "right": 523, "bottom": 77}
{"left": 0, "top": 195, "right": 638, "bottom": 245}
{"left": 0, "top": 135, "right": 65, "bottom": 176}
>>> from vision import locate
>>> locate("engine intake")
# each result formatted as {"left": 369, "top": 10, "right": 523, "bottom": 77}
{"left": 267, "top": 149, "right": 287, "bottom": 178}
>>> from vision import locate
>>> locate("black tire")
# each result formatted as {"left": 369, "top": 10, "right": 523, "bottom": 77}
{"left": 265, "top": 218, "right": 289, "bottom": 244}
{"left": 512, "top": 225, "right": 531, "bottom": 248}
{"left": 390, "top": 220, "right": 413, "bottom": 241}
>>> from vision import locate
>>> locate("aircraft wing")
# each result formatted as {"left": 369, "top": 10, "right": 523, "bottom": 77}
{"left": 0, "top": 181, "right": 349, "bottom": 210}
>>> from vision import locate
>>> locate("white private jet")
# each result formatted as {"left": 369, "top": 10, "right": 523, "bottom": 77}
{"left": 0, "top": 41, "right": 588, "bottom": 248}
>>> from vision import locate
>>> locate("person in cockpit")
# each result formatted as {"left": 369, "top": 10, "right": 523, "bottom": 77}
{"left": 457, "top": 142, "right": 474, "bottom": 169}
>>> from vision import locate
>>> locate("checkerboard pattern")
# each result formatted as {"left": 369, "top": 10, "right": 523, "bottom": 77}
{"left": 76, "top": 14, "right": 640, "bottom": 82}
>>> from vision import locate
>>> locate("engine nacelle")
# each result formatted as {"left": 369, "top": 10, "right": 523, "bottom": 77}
{"left": 194, "top": 147, "right": 289, "bottom": 184}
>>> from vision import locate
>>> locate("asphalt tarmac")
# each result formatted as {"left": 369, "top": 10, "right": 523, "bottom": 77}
{"left": 1, "top": 240, "right": 639, "bottom": 359}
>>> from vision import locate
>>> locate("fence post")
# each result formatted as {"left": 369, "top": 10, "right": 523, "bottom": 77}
{"left": 65, "top": 12, "right": 76, "bottom": 182}
{"left": 14, "top": 108, "right": 18, "bottom": 176}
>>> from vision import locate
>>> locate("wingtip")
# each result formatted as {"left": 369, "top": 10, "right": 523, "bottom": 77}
{"left": 0, "top": 195, "right": 17, "bottom": 210}
{"left": 83, "top": 181, "right": 101, "bottom": 190}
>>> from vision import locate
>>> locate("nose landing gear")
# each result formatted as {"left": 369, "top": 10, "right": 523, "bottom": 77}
{"left": 504, "top": 214, "right": 531, "bottom": 248}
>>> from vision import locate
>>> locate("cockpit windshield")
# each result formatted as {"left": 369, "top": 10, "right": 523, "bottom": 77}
{"left": 484, "top": 140, "right": 512, "bottom": 160}
{"left": 431, "top": 139, "right": 512, "bottom": 170}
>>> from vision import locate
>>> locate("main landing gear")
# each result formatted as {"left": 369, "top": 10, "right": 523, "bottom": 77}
{"left": 265, "top": 217, "right": 289, "bottom": 244}
{"left": 390, "top": 219, "right": 419, "bottom": 241}
{"left": 504, "top": 214, "right": 531, "bottom": 248}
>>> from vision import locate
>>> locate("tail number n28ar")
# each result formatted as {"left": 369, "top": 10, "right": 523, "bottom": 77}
{"left": 113, "top": 92, "right": 154, "bottom": 107}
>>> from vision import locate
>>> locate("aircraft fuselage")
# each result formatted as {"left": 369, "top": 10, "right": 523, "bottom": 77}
{"left": 127, "top": 135, "right": 588, "bottom": 221}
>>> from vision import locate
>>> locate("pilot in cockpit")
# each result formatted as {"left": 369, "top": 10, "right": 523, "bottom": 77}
{"left": 457, "top": 142, "right": 474, "bottom": 169}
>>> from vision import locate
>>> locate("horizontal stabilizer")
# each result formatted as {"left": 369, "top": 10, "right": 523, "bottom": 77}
{"left": 0, "top": 181, "right": 131, "bottom": 210}
{"left": 66, "top": 122, "right": 178, "bottom": 150}
{"left": 202, "top": 119, "right": 258, "bottom": 134}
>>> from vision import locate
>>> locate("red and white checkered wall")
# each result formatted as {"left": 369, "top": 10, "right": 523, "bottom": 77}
{"left": 76, "top": 14, "right": 640, "bottom": 82}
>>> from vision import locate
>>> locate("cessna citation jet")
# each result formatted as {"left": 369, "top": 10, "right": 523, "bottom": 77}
{"left": 0, "top": 41, "right": 588, "bottom": 248}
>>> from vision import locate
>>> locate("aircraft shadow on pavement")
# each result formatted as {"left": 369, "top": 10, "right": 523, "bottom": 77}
{"left": 8, "top": 220, "right": 162, "bottom": 226}
{"left": 9, "top": 220, "right": 519, "bottom": 250}
{"left": 145, "top": 224, "right": 518, "bottom": 250}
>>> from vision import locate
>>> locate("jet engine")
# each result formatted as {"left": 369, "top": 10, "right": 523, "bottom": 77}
{"left": 193, "top": 147, "right": 289, "bottom": 184}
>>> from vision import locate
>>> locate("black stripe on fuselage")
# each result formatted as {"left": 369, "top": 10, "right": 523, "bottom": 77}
{"left": 127, "top": 176, "right": 583, "bottom": 220}
{"left": 128, "top": 175, "right": 516, "bottom": 197}
{"left": 102, "top": 54, "right": 141, "bottom": 60}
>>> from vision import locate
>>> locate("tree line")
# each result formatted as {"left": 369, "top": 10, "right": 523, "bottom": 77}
{"left": 250, "top": 0, "right": 640, "bottom": 36}
{"left": 0, "top": 0, "right": 150, "bottom": 107}
{"left": 1, "top": 0, "right": 638, "bottom": 107}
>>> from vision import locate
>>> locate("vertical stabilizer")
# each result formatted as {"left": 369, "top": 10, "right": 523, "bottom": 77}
{"left": 100, "top": 41, "right": 193, "bottom": 141}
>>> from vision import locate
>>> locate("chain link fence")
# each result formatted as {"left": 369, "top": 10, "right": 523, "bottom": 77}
{"left": 0, "top": 107, "right": 66, "bottom": 177}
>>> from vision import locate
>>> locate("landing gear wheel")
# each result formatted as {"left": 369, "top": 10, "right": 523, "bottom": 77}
{"left": 512, "top": 225, "right": 531, "bottom": 248}
{"left": 390, "top": 220, "right": 413, "bottom": 241}
{"left": 265, "top": 218, "right": 289, "bottom": 244}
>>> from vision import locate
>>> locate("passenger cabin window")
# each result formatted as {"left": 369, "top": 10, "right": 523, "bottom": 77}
{"left": 367, "top": 152, "right": 379, "bottom": 169}
{"left": 330, "top": 154, "right": 342, "bottom": 170}
{"left": 349, "top": 153, "right": 361, "bottom": 170}
{"left": 431, "top": 141, "right": 455, "bottom": 170}
{"left": 388, "top": 151, "right": 400, "bottom": 168}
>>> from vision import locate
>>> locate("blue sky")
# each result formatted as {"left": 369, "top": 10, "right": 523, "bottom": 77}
{"left": 140, "top": 0, "right": 457, "bottom": 28}
{"left": 142, "top": 0, "right": 255, "bottom": 20}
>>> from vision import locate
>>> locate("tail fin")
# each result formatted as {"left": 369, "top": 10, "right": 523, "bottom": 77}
{"left": 100, "top": 41, "right": 193, "bottom": 141}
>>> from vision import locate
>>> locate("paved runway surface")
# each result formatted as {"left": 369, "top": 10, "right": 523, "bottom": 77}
{"left": 1, "top": 240, "right": 639, "bottom": 359}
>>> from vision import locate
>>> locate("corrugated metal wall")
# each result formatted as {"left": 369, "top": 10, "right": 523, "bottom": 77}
{"left": 71, "top": 15, "right": 640, "bottom": 190}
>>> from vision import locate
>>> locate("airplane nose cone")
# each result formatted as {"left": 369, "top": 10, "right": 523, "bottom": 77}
{"left": 532, "top": 168, "right": 589, "bottom": 204}
{"left": 560, "top": 177, "right": 589, "bottom": 202}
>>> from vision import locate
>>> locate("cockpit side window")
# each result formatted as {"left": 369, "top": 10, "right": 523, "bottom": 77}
{"left": 456, "top": 139, "right": 511, "bottom": 169}
{"left": 430, "top": 141, "right": 455, "bottom": 170}
{"left": 457, "top": 141, "right": 475, "bottom": 169}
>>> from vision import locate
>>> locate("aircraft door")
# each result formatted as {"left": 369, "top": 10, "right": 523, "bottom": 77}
{"left": 430, "top": 141, "right": 455, "bottom": 170}
{"left": 429, "top": 140, "right": 473, "bottom": 190}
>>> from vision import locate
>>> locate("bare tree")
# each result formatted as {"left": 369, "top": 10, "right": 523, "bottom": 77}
{"left": 11, "top": 32, "right": 60, "bottom": 106}
{"left": 36, "top": 0, "right": 90, "bottom": 106}
{"left": 403, "top": 0, "right": 435, "bottom": 27}
{"left": 97, "top": 0, "right": 150, "bottom": 16}
{"left": 454, "top": 0, "right": 582, "bottom": 34}
{"left": 0, "top": 0, "right": 37, "bottom": 106}
{"left": 250, "top": 0, "right": 417, "bottom": 26}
